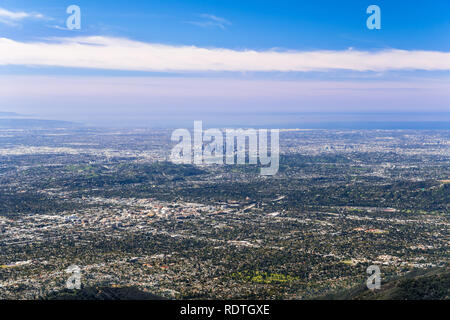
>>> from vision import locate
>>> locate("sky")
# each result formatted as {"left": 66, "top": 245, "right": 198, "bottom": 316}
{"left": 0, "top": 0, "right": 449, "bottom": 126}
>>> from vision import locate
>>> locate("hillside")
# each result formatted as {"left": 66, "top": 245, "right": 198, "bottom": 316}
{"left": 319, "top": 266, "right": 450, "bottom": 300}
{"left": 43, "top": 286, "right": 166, "bottom": 300}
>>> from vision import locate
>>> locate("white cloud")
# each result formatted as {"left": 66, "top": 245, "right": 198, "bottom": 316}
{"left": 1, "top": 36, "right": 450, "bottom": 72}
{"left": 186, "top": 13, "right": 231, "bottom": 29}
{"left": 0, "top": 7, "right": 44, "bottom": 26}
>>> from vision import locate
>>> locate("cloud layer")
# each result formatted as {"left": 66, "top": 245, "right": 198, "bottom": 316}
{"left": 1, "top": 36, "right": 450, "bottom": 72}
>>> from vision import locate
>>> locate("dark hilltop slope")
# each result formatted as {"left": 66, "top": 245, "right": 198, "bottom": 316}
{"left": 319, "top": 266, "right": 450, "bottom": 300}
{"left": 0, "top": 119, "right": 79, "bottom": 128}
{"left": 43, "top": 286, "right": 166, "bottom": 300}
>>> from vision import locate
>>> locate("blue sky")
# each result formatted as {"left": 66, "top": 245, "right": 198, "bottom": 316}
{"left": 0, "top": 1, "right": 449, "bottom": 125}
{"left": 2, "top": 0, "right": 450, "bottom": 50}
